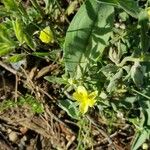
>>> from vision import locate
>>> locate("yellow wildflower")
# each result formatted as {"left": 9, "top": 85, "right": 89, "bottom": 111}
{"left": 73, "top": 86, "right": 98, "bottom": 114}
{"left": 39, "top": 26, "right": 54, "bottom": 44}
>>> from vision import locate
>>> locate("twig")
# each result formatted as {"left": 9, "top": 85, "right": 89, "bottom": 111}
{"left": 102, "top": 124, "right": 129, "bottom": 143}
{"left": 86, "top": 115, "right": 117, "bottom": 150}
{"left": 15, "top": 75, "right": 18, "bottom": 102}
{"left": 0, "top": 60, "right": 19, "bottom": 76}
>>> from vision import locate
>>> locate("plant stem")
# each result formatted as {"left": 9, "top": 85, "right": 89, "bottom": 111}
{"left": 132, "top": 89, "right": 150, "bottom": 100}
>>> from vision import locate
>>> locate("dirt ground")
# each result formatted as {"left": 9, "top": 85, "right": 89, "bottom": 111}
{"left": 0, "top": 58, "right": 134, "bottom": 150}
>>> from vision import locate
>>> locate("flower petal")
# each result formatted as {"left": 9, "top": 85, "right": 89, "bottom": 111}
{"left": 73, "top": 92, "right": 83, "bottom": 102}
{"left": 88, "top": 91, "right": 98, "bottom": 100}
{"left": 88, "top": 98, "right": 96, "bottom": 107}
{"left": 79, "top": 102, "right": 89, "bottom": 114}
{"left": 73, "top": 86, "right": 88, "bottom": 102}
{"left": 77, "top": 86, "right": 88, "bottom": 97}
{"left": 39, "top": 26, "right": 54, "bottom": 44}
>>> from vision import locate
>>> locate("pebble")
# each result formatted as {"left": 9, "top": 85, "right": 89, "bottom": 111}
{"left": 8, "top": 131, "right": 18, "bottom": 142}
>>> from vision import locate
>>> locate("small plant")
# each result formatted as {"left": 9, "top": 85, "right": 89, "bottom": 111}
{"left": 72, "top": 85, "right": 98, "bottom": 114}
{"left": 1, "top": 0, "right": 150, "bottom": 149}
{"left": 0, "top": 94, "right": 44, "bottom": 114}
{"left": 52, "top": 0, "right": 150, "bottom": 149}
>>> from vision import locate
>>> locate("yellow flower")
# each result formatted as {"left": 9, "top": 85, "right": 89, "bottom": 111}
{"left": 73, "top": 86, "right": 98, "bottom": 114}
{"left": 39, "top": 26, "right": 54, "bottom": 44}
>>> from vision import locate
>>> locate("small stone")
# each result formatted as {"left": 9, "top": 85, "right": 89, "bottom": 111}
{"left": 9, "top": 131, "right": 18, "bottom": 142}
{"left": 20, "top": 127, "right": 28, "bottom": 135}
{"left": 7, "top": 129, "right": 12, "bottom": 134}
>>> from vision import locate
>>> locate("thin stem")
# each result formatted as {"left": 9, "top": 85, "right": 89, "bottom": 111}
{"left": 31, "top": 0, "right": 44, "bottom": 17}
{"left": 132, "top": 89, "right": 150, "bottom": 100}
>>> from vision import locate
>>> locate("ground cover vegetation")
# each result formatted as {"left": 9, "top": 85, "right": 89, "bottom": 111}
{"left": 0, "top": 0, "right": 150, "bottom": 149}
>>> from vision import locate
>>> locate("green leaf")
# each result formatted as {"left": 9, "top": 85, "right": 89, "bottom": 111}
{"left": 12, "top": 18, "right": 24, "bottom": 44}
{"left": 97, "top": 0, "right": 139, "bottom": 18}
{"left": 130, "top": 62, "right": 144, "bottom": 87}
{"left": 0, "top": 43, "right": 15, "bottom": 56}
{"left": 6, "top": 54, "right": 26, "bottom": 63}
{"left": 44, "top": 76, "right": 67, "bottom": 85}
{"left": 139, "top": 10, "right": 150, "bottom": 52}
{"left": 2, "top": 0, "right": 18, "bottom": 12}
{"left": 30, "top": 0, "right": 44, "bottom": 17}
{"left": 23, "top": 32, "right": 35, "bottom": 50}
{"left": 32, "top": 52, "right": 50, "bottom": 58}
{"left": 118, "top": 0, "right": 139, "bottom": 18}
{"left": 107, "top": 68, "right": 123, "bottom": 92}
{"left": 12, "top": 18, "right": 35, "bottom": 49}
{"left": 101, "top": 64, "right": 118, "bottom": 79}
{"left": 59, "top": 99, "right": 79, "bottom": 120}
{"left": 0, "top": 21, "right": 17, "bottom": 56}
{"left": 95, "top": 0, "right": 118, "bottom": 5}
{"left": 66, "top": 1, "right": 78, "bottom": 15}
{"left": 131, "top": 129, "right": 148, "bottom": 150}
{"left": 64, "top": 0, "right": 114, "bottom": 78}
{"left": 0, "top": 6, "right": 10, "bottom": 17}
{"left": 2, "top": 0, "right": 28, "bottom": 19}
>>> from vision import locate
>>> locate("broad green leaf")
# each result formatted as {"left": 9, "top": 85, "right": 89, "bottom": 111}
{"left": 59, "top": 99, "right": 79, "bottom": 120}
{"left": 118, "top": 0, "right": 139, "bottom": 18}
{"left": 64, "top": 0, "right": 114, "bottom": 78}
{"left": 97, "top": 0, "right": 139, "bottom": 18}
{"left": 6, "top": 54, "right": 25, "bottom": 63}
{"left": 139, "top": 10, "right": 150, "bottom": 52}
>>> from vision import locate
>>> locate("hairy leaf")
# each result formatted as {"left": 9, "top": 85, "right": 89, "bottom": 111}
{"left": 64, "top": 0, "right": 114, "bottom": 78}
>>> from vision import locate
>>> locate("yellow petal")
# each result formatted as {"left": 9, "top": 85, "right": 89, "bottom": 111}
{"left": 76, "top": 86, "right": 88, "bottom": 97}
{"left": 88, "top": 91, "right": 97, "bottom": 107}
{"left": 73, "top": 92, "right": 83, "bottom": 102}
{"left": 88, "top": 91, "right": 98, "bottom": 100}
{"left": 88, "top": 98, "right": 96, "bottom": 107}
{"left": 79, "top": 102, "right": 89, "bottom": 114}
{"left": 73, "top": 86, "right": 88, "bottom": 102}
{"left": 39, "top": 26, "right": 54, "bottom": 44}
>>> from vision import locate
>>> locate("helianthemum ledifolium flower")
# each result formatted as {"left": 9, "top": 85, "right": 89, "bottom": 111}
{"left": 39, "top": 26, "right": 54, "bottom": 44}
{"left": 73, "top": 86, "right": 98, "bottom": 114}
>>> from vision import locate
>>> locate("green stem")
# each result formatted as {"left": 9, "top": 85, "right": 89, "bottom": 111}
{"left": 31, "top": 0, "right": 44, "bottom": 17}
{"left": 132, "top": 89, "right": 150, "bottom": 100}
{"left": 117, "top": 57, "right": 141, "bottom": 67}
